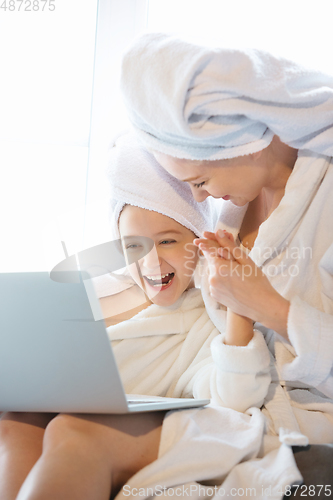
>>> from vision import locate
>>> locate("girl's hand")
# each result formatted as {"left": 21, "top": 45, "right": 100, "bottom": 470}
{"left": 195, "top": 230, "right": 290, "bottom": 339}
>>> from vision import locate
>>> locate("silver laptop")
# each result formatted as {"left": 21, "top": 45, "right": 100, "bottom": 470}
{"left": 0, "top": 272, "right": 209, "bottom": 413}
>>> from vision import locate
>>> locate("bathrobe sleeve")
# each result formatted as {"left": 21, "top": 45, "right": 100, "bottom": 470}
{"left": 170, "top": 304, "right": 271, "bottom": 413}
{"left": 191, "top": 330, "right": 271, "bottom": 412}
{"left": 279, "top": 244, "right": 333, "bottom": 397}
{"left": 107, "top": 285, "right": 271, "bottom": 412}
{"left": 282, "top": 297, "right": 333, "bottom": 397}
{"left": 280, "top": 241, "right": 333, "bottom": 397}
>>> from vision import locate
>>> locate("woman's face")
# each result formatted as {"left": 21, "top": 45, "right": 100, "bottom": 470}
{"left": 119, "top": 205, "right": 199, "bottom": 307}
{"left": 153, "top": 151, "right": 270, "bottom": 206}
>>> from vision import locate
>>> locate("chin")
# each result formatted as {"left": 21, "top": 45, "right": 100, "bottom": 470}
{"left": 151, "top": 288, "right": 183, "bottom": 307}
{"left": 151, "top": 296, "right": 176, "bottom": 307}
{"left": 230, "top": 199, "right": 245, "bottom": 207}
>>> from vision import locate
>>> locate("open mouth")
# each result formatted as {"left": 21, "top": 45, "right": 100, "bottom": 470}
{"left": 144, "top": 272, "right": 175, "bottom": 288}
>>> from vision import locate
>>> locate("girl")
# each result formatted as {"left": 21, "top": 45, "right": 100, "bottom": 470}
{"left": 0, "top": 134, "right": 274, "bottom": 500}
{"left": 102, "top": 133, "right": 271, "bottom": 403}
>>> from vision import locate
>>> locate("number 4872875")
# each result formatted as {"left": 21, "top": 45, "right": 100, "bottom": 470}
{"left": 0, "top": 0, "right": 55, "bottom": 11}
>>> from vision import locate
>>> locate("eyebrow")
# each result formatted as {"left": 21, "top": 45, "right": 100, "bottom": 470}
{"left": 154, "top": 230, "right": 183, "bottom": 236}
{"left": 180, "top": 175, "right": 201, "bottom": 182}
{"left": 122, "top": 230, "right": 183, "bottom": 238}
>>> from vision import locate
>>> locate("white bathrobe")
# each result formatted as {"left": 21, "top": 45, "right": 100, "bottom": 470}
{"left": 107, "top": 287, "right": 270, "bottom": 413}
{"left": 108, "top": 288, "right": 303, "bottom": 500}
{"left": 112, "top": 151, "right": 333, "bottom": 499}
{"left": 201, "top": 150, "right": 333, "bottom": 446}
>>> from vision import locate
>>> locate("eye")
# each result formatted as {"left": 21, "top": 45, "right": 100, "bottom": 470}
{"left": 160, "top": 239, "right": 176, "bottom": 245}
{"left": 125, "top": 243, "right": 142, "bottom": 250}
{"left": 193, "top": 181, "right": 205, "bottom": 189}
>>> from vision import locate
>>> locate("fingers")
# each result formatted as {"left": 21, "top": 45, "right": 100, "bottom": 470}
{"left": 209, "top": 260, "right": 233, "bottom": 284}
{"left": 215, "top": 229, "right": 236, "bottom": 246}
{"left": 203, "top": 231, "right": 217, "bottom": 239}
{"left": 194, "top": 230, "right": 237, "bottom": 261}
{"left": 197, "top": 239, "right": 224, "bottom": 259}
{"left": 196, "top": 230, "right": 234, "bottom": 242}
{"left": 194, "top": 229, "right": 235, "bottom": 247}
{"left": 217, "top": 248, "right": 234, "bottom": 260}
{"left": 193, "top": 231, "right": 217, "bottom": 247}
{"left": 214, "top": 229, "right": 249, "bottom": 264}
{"left": 216, "top": 229, "right": 234, "bottom": 243}
{"left": 194, "top": 239, "right": 234, "bottom": 262}
{"left": 194, "top": 237, "right": 219, "bottom": 249}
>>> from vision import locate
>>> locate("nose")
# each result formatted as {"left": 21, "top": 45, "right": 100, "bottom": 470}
{"left": 141, "top": 247, "right": 162, "bottom": 272}
{"left": 190, "top": 186, "right": 210, "bottom": 202}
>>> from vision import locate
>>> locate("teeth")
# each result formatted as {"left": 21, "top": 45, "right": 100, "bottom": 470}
{"left": 145, "top": 273, "right": 171, "bottom": 280}
{"left": 144, "top": 272, "right": 175, "bottom": 288}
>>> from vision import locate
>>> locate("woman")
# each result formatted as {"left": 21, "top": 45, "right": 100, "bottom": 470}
{"left": 120, "top": 32, "right": 333, "bottom": 484}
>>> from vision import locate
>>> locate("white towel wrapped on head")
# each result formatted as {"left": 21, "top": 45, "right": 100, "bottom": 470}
{"left": 121, "top": 33, "right": 333, "bottom": 160}
{"left": 107, "top": 132, "right": 221, "bottom": 238}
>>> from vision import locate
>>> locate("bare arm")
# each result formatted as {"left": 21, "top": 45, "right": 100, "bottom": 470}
{"left": 225, "top": 310, "right": 254, "bottom": 346}
{"left": 99, "top": 285, "right": 151, "bottom": 326}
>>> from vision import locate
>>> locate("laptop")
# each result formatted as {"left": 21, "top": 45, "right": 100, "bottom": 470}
{"left": 0, "top": 271, "right": 210, "bottom": 413}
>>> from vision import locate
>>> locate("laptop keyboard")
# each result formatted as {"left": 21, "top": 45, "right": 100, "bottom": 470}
{"left": 127, "top": 399, "right": 160, "bottom": 404}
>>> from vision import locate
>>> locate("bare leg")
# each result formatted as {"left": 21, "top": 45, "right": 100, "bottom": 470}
{"left": 17, "top": 411, "right": 166, "bottom": 500}
{"left": 0, "top": 412, "right": 56, "bottom": 500}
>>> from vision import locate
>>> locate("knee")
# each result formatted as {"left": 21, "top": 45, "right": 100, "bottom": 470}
{"left": 43, "top": 414, "right": 102, "bottom": 456}
{"left": 43, "top": 414, "right": 81, "bottom": 449}
{"left": 0, "top": 416, "right": 17, "bottom": 449}
{"left": 0, "top": 412, "right": 57, "bottom": 456}
{"left": 0, "top": 413, "right": 37, "bottom": 448}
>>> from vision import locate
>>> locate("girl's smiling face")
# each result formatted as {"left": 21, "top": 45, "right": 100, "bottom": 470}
{"left": 118, "top": 205, "right": 199, "bottom": 307}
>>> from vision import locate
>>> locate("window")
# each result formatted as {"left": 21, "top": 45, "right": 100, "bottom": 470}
{"left": 0, "top": 0, "right": 98, "bottom": 271}
{"left": 0, "top": 0, "right": 147, "bottom": 272}
{"left": 1, "top": 0, "right": 331, "bottom": 272}
{"left": 147, "top": 0, "right": 333, "bottom": 75}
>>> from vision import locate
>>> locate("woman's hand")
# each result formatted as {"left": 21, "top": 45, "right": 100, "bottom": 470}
{"left": 195, "top": 231, "right": 254, "bottom": 346}
{"left": 194, "top": 230, "right": 290, "bottom": 340}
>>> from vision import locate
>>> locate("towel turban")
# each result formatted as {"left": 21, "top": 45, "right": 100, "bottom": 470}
{"left": 107, "top": 133, "right": 221, "bottom": 238}
{"left": 121, "top": 33, "right": 333, "bottom": 160}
